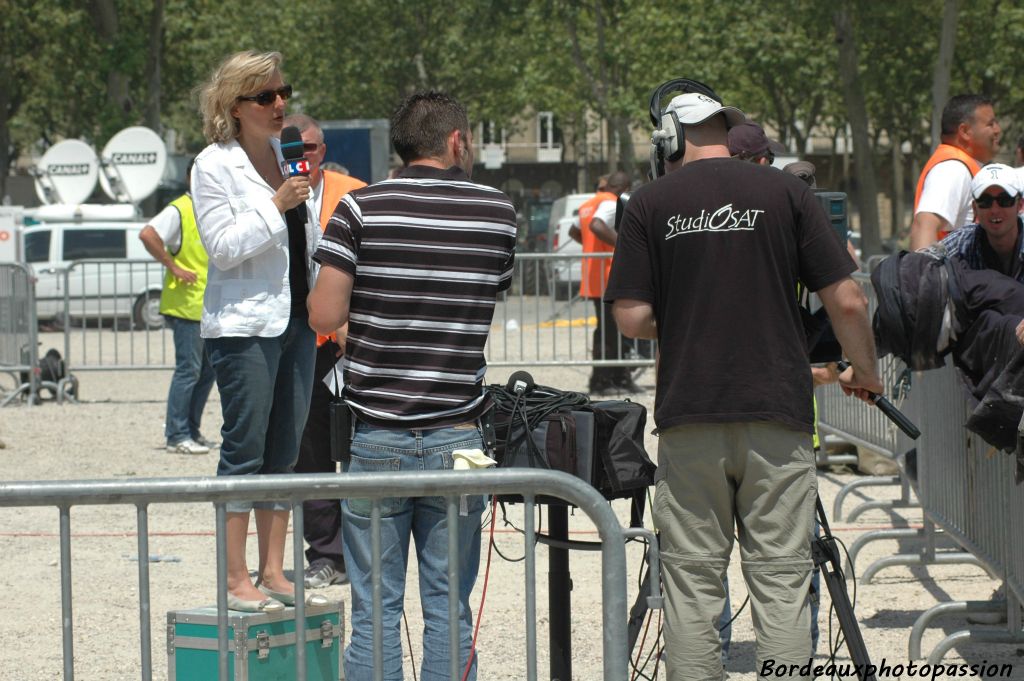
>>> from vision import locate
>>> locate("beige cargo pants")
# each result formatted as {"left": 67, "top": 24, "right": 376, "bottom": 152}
{"left": 654, "top": 422, "right": 817, "bottom": 681}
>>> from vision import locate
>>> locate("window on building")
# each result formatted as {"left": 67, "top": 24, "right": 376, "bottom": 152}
{"left": 479, "top": 121, "right": 504, "bottom": 146}
{"left": 538, "top": 111, "right": 558, "bottom": 148}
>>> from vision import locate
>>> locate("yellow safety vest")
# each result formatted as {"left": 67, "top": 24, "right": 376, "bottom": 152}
{"left": 812, "top": 395, "right": 820, "bottom": 450}
{"left": 798, "top": 281, "right": 822, "bottom": 450}
{"left": 158, "top": 194, "right": 207, "bottom": 321}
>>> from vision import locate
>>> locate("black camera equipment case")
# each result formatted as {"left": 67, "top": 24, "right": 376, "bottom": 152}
{"left": 487, "top": 376, "right": 656, "bottom": 503}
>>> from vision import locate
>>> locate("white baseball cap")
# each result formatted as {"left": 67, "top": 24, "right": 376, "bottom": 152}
{"left": 971, "top": 163, "right": 1021, "bottom": 199}
{"left": 664, "top": 92, "right": 746, "bottom": 128}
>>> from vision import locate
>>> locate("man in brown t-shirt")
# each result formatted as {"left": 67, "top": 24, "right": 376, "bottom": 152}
{"left": 605, "top": 90, "right": 881, "bottom": 680}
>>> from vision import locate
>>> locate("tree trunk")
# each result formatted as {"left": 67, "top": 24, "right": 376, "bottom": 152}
{"left": 834, "top": 3, "right": 881, "bottom": 256}
{"left": 611, "top": 116, "right": 637, "bottom": 180}
{"left": 891, "top": 140, "right": 904, "bottom": 243}
{"left": 90, "top": 0, "right": 133, "bottom": 116}
{"left": 143, "top": 0, "right": 164, "bottom": 132}
{"left": 930, "top": 0, "right": 958, "bottom": 146}
{"left": 0, "top": 70, "right": 11, "bottom": 201}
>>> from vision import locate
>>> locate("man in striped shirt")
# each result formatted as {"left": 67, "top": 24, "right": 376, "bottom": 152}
{"left": 308, "top": 91, "right": 516, "bottom": 681}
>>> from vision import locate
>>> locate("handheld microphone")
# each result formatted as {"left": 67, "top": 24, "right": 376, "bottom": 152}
{"left": 280, "top": 125, "right": 308, "bottom": 222}
{"left": 506, "top": 370, "right": 535, "bottom": 396}
{"left": 836, "top": 361, "right": 920, "bottom": 439}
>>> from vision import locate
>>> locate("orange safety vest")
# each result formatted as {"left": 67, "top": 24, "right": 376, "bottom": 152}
{"left": 319, "top": 170, "right": 367, "bottom": 230}
{"left": 913, "top": 144, "right": 981, "bottom": 240}
{"left": 316, "top": 170, "right": 367, "bottom": 347}
{"left": 579, "top": 191, "right": 617, "bottom": 299}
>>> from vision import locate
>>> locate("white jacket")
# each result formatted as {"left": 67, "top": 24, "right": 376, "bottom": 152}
{"left": 191, "top": 138, "right": 320, "bottom": 338}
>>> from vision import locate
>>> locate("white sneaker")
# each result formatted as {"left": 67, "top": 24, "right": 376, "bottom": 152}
{"left": 167, "top": 439, "right": 210, "bottom": 455}
{"left": 304, "top": 559, "right": 348, "bottom": 588}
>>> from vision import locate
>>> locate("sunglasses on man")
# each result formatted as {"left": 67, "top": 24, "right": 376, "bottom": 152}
{"left": 238, "top": 84, "right": 293, "bottom": 106}
{"left": 975, "top": 192, "right": 1019, "bottom": 209}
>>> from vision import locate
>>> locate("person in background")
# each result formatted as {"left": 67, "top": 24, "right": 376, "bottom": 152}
{"left": 138, "top": 160, "right": 218, "bottom": 455}
{"left": 926, "top": 163, "right": 1023, "bottom": 280}
{"left": 783, "top": 160, "right": 816, "bottom": 187}
{"left": 568, "top": 174, "right": 609, "bottom": 244}
{"left": 192, "top": 50, "right": 322, "bottom": 613}
{"left": 282, "top": 113, "right": 366, "bottom": 590}
{"left": 578, "top": 170, "right": 639, "bottom": 395}
{"left": 909, "top": 94, "right": 1001, "bottom": 250}
{"left": 728, "top": 120, "right": 784, "bottom": 166}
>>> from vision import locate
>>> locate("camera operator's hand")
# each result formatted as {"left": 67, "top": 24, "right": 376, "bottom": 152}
{"left": 838, "top": 364, "right": 884, "bottom": 404}
{"left": 272, "top": 175, "right": 311, "bottom": 213}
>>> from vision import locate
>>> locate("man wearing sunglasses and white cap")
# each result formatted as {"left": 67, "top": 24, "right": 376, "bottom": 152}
{"left": 927, "top": 163, "right": 1023, "bottom": 280}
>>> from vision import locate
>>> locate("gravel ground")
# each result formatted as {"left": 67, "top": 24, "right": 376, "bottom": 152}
{"left": 0, "top": 356, "right": 1016, "bottom": 680}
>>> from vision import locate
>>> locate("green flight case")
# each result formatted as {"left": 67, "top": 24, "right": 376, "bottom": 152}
{"left": 167, "top": 600, "right": 344, "bottom": 681}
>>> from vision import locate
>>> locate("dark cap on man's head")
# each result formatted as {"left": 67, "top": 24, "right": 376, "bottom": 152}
{"left": 727, "top": 122, "right": 785, "bottom": 158}
{"left": 783, "top": 160, "right": 817, "bottom": 188}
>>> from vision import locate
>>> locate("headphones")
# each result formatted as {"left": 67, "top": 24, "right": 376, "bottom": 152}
{"left": 648, "top": 78, "right": 723, "bottom": 179}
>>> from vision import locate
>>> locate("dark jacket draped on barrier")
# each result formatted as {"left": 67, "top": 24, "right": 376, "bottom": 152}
{"left": 871, "top": 251, "right": 1024, "bottom": 465}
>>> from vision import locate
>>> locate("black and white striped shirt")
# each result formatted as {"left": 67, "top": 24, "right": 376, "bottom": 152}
{"left": 313, "top": 165, "right": 517, "bottom": 428}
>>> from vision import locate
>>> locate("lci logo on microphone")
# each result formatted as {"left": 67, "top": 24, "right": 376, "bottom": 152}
{"left": 284, "top": 159, "right": 311, "bottom": 175}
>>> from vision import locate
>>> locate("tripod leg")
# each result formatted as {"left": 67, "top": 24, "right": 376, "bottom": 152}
{"left": 814, "top": 494, "right": 877, "bottom": 681}
{"left": 819, "top": 562, "right": 877, "bottom": 681}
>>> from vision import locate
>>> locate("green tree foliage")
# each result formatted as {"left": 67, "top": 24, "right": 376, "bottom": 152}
{"left": 953, "top": 0, "right": 1024, "bottom": 146}
{"left": 3, "top": 0, "right": 1022, "bottom": 251}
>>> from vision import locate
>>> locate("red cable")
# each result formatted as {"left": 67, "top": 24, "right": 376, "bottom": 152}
{"left": 630, "top": 608, "right": 654, "bottom": 681}
{"left": 652, "top": 609, "right": 663, "bottom": 678}
{"left": 462, "top": 494, "right": 498, "bottom": 681}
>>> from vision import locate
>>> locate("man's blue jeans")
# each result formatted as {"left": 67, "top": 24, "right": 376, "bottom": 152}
{"left": 341, "top": 421, "right": 485, "bottom": 681}
{"left": 164, "top": 316, "right": 216, "bottom": 445}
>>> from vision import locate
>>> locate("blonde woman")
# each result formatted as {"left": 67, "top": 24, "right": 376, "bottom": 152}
{"left": 193, "top": 50, "right": 321, "bottom": 612}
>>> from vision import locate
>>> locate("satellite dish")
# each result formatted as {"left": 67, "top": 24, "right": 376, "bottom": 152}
{"left": 98, "top": 126, "right": 168, "bottom": 204}
{"left": 33, "top": 139, "right": 100, "bottom": 206}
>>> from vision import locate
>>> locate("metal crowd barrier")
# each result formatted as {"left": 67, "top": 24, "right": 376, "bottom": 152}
{"left": 493, "top": 252, "right": 655, "bottom": 368}
{"left": 816, "top": 273, "right": 915, "bottom": 520}
{"left": 903, "top": 364, "right": 1024, "bottom": 663}
{"left": 815, "top": 274, "right": 969, "bottom": 579}
{"left": 45, "top": 254, "right": 656, "bottom": 373}
{"left": 0, "top": 262, "right": 40, "bottom": 406}
{"left": 0, "top": 469, "right": 653, "bottom": 681}
{"left": 54, "top": 260, "right": 173, "bottom": 372}
{"left": 818, "top": 350, "right": 920, "bottom": 525}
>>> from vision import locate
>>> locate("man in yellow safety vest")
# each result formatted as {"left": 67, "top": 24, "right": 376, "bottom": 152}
{"left": 139, "top": 160, "right": 217, "bottom": 455}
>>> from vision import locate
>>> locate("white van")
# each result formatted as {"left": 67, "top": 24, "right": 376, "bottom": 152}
{"left": 21, "top": 221, "right": 165, "bottom": 329}
{"left": 545, "top": 193, "right": 594, "bottom": 300}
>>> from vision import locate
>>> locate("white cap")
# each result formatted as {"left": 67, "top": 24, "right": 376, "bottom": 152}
{"left": 971, "top": 163, "right": 1021, "bottom": 199}
{"left": 664, "top": 92, "right": 746, "bottom": 128}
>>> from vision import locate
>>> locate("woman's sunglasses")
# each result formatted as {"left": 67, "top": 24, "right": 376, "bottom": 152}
{"left": 975, "top": 192, "right": 1018, "bottom": 209}
{"left": 237, "top": 84, "right": 293, "bottom": 106}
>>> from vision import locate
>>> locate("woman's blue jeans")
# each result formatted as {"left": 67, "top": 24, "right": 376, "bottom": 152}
{"left": 206, "top": 317, "right": 315, "bottom": 513}
{"left": 341, "top": 421, "right": 485, "bottom": 681}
